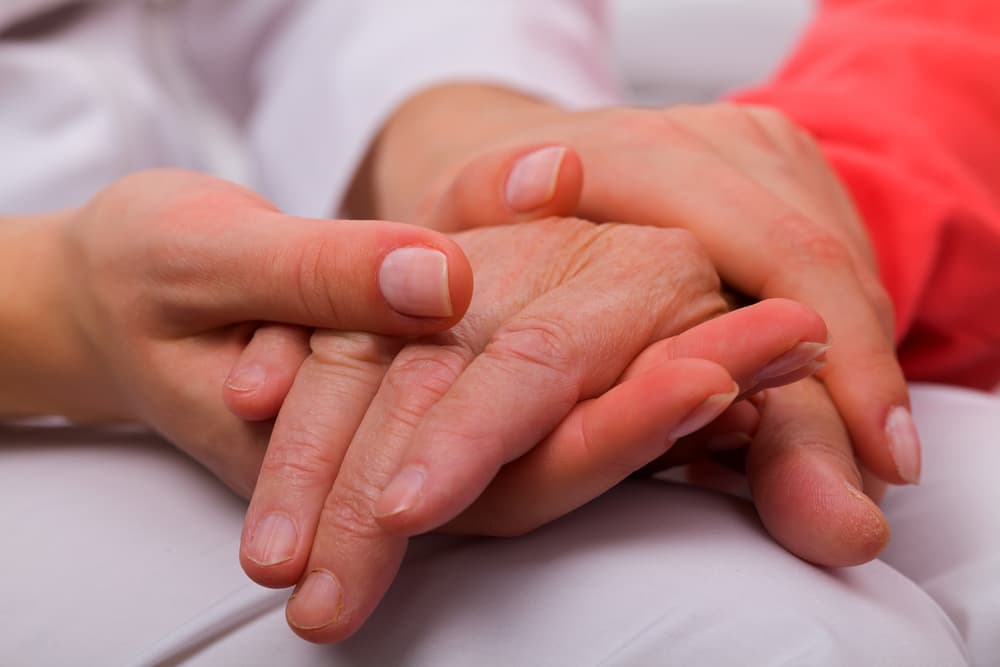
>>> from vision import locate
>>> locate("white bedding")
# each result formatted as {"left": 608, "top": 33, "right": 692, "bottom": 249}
{"left": 2, "top": 385, "right": 996, "bottom": 665}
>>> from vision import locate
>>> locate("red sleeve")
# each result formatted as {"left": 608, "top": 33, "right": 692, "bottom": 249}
{"left": 733, "top": 0, "right": 1000, "bottom": 390}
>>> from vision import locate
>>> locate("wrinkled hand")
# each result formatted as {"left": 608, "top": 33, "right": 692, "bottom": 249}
{"left": 235, "top": 218, "right": 829, "bottom": 642}
{"left": 50, "top": 169, "right": 471, "bottom": 495}
{"left": 413, "top": 100, "right": 909, "bottom": 565}
{"left": 433, "top": 101, "right": 911, "bottom": 466}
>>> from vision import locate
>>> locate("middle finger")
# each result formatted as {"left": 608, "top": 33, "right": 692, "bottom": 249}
{"left": 239, "top": 331, "right": 399, "bottom": 588}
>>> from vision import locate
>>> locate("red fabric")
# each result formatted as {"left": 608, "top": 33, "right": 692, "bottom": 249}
{"left": 734, "top": 0, "right": 1000, "bottom": 389}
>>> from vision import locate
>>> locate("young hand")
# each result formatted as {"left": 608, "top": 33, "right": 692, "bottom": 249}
{"left": 4, "top": 169, "right": 472, "bottom": 495}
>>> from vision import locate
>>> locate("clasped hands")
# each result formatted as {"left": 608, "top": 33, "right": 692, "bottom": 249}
{"left": 42, "top": 98, "right": 919, "bottom": 643}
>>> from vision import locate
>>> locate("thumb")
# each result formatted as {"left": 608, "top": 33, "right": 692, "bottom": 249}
{"left": 421, "top": 144, "right": 583, "bottom": 232}
{"left": 165, "top": 211, "right": 474, "bottom": 335}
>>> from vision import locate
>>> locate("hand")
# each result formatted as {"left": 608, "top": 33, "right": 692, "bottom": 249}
{"left": 367, "top": 87, "right": 915, "bottom": 493}
{"left": 15, "top": 169, "right": 472, "bottom": 495}
{"left": 233, "top": 103, "right": 896, "bottom": 570}
{"left": 395, "top": 97, "right": 910, "bottom": 566}
{"left": 235, "top": 218, "right": 831, "bottom": 642}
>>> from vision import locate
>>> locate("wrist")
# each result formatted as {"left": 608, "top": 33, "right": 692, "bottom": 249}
{"left": 345, "top": 83, "right": 563, "bottom": 222}
{"left": 0, "top": 212, "right": 124, "bottom": 421}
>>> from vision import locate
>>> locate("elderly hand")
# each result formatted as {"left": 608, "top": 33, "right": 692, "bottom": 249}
{"left": 233, "top": 217, "right": 830, "bottom": 642}
{"left": 5, "top": 169, "right": 472, "bottom": 495}
{"left": 394, "top": 95, "right": 909, "bottom": 567}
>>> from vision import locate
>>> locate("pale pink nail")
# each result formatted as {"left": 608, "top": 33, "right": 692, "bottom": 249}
{"left": 751, "top": 359, "right": 828, "bottom": 393}
{"left": 375, "top": 466, "right": 426, "bottom": 518}
{"left": 288, "top": 569, "right": 342, "bottom": 630}
{"left": 668, "top": 383, "right": 739, "bottom": 440}
{"left": 504, "top": 146, "right": 566, "bottom": 212}
{"left": 225, "top": 363, "right": 266, "bottom": 392}
{"left": 379, "top": 247, "right": 452, "bottom": 318}
{"left": 754, "top": 342, "right": 830, "bottom": 385}
{"left": 885, "top": 405, "right": 922, "bottom": 485}
{"left": 245, "top": 512, "right": 298, "bottom": 566}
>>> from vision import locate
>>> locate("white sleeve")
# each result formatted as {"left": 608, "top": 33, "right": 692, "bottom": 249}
{"left": 247, "top": 0, "right": 621, "bottom": 219}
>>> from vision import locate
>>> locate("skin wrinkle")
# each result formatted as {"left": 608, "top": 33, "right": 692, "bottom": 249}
{"left": 229, "top": 85, "right": 916, "bottom": 636}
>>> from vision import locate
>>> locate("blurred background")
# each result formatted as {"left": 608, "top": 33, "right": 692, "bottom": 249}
{"left": 609, "top": 0, "right": 812, "bottom": 105}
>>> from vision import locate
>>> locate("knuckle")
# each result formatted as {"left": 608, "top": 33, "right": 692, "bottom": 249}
{"left": 486, "top": 316, "right": 578, "bottom": 379}
{"left": 388, "top": 346, "right": 468, "bottom": 393}
{"left": 310, "top": 331, "right": 396, "bottom": 372}
{"left": 301, "top": 333, "right": 394, "bottom": 401}
{"left": 260, "top": 427, "right": 340, "bottom": 490}
{"left": 320, "top": 483, "right": 384, "bottom": 541}
{"left": 381, "top": 347, "right": 469, "bottom": 429}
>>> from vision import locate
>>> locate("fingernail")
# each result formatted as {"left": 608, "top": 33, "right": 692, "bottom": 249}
{"left": 750, "top": 359, "right": 828, "bottom": 393}
{"left": 375, "top": 465, "right": 426, "bottom": 518}
{"left": 707, "top": 432, "right": 753, "bottom": 452}
{"left": 379, "top": 247, "right": 453, "bottom": 318}
{"left": 245, "top": 512, "right": 298, "bottom": 566}
{"left": 505, "top": 146, "right": 566, "bottom": 212}
{"left": 754, "top": 342, "right": 830, "bottom": 384}
{"left": 885, "top": 406, "right": 922, "bottom": 485}
{"left": 288, "top": 569, "right": 342, "bottom": 630}
{"left": 843, "top": 479, "right": 874, "bottom": 504}
{"left": 669, "top": 383, "right": 739, "bottom": 440}
{"left": 225, "top": 364, "right": 266, "bottom": 392}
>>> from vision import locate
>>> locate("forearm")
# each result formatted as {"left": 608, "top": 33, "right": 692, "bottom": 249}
{"left": 0, "top": 213, "right": 120, "bottom": 420}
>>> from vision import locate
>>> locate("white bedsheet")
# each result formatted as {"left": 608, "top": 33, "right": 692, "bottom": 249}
{"left": 2, "top": 384, "right": 997, "bottom": 666}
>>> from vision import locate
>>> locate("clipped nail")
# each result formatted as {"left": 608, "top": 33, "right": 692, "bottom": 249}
{"left": 375, "top": 465, "right": 426, "bottom": 518}
{"left": 754, "top": 342, "right": 830, "bottom": 385}
{"left": 288, "top": 569, "right": 342, "bottom": 630}
{"left": 379, "top": 247, "right": 452, "bottom": 318}
{"left": 885, "top": 406, "right": 922, "bottom": 485}
{"left": 669, "top": 383, "right": 739, "bottom": 440}
{"left": 505, "top": 146, "right": 566, "bottom": 212}
{"left": 706, "top": 432, "right": 753, "bottom": 452}
{"left": 245, "top": 512, "right": 298, "bottom": 566}
{"left": 225, "top": 363, "right": 267, "bottom": 392}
